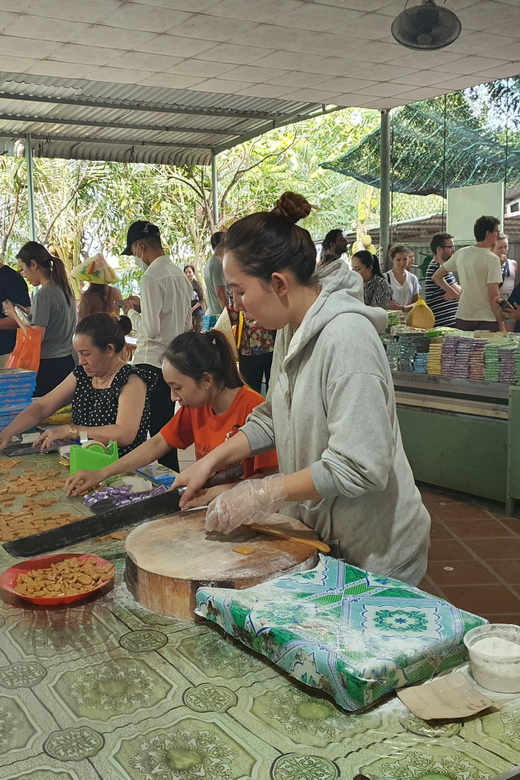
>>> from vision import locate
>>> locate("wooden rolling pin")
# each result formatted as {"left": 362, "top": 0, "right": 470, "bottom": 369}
{"left": 250, "top": 523, "right": 330, "bottom": 553}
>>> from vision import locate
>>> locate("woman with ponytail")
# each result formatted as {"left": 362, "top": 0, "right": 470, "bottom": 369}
{"left": 4, "top": 242, "right": 77, "bottom": 395}
{"left": 66, "top": 329, "right": 278, "bottom": 498}
{"left": 0, "top": 313, "right": 150, "bottom": 456}
{"left": 167, "top": 191, "right": 430, "bottom": 586}
{"left": 351, "top": 250, "right": 392, "bottom": 308}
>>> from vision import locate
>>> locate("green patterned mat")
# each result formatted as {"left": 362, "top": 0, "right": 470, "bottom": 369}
{"left": 0, "top": 454, "right": 519, "bottom": 779}
{"left": 196, "top": 556, "right": 487, "bottom": 711}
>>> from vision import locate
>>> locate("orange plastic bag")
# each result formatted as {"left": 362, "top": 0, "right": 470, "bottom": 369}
{"left": 6, "top": 328, "right": 43, "bottom": 372}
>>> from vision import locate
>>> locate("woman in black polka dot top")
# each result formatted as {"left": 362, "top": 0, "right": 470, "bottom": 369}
{"left": 0, "top": 314, "right": 151, "bottom": 456}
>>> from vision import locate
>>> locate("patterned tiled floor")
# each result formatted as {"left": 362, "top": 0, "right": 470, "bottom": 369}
{"left": 418, "top": 484, "right": 520, "bottom": 625}
{"left": 0, "top": 454, "right": 519, "bottom": 779}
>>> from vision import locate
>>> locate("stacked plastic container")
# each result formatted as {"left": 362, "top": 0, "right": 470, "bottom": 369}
{"left": 0, "top": 369, "right": 36, "bottom": 430}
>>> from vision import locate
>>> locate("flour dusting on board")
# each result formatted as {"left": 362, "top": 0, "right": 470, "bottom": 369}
{"left": 124, "top": 509, "right": 319, "bottom": 619}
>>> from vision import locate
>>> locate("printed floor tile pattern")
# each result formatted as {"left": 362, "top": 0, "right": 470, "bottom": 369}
{"left": 1, "top": 454, "right": 520, "bottom": 779}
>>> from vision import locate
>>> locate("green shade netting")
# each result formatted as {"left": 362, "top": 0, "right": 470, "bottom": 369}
{"left": 322, "top": 98, "right": 520, "bottom": 196}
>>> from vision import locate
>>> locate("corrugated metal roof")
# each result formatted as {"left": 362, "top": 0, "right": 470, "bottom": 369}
{"left": 0, "top": 72, "right": 332, "bottom": 165}
{"left": 344, "top": 211, "right": 520, "bottom": 244}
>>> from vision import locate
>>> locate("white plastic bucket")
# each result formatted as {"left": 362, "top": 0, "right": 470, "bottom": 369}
{"left": 464, "top": 623, "right": 520, "bottom": 693}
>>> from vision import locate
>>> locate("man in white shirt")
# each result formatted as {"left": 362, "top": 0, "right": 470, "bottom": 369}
{"left": 432, "top": 215, "right": 504, "bottom": 333}
{"left": 121, "top": 220, "right": 192, "bottom": 471}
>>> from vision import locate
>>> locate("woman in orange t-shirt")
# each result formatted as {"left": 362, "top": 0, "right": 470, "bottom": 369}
{"left": 67, "top": 330, "right": 278, "bottom": 498}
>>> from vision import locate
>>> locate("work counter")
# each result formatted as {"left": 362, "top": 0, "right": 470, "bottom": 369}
{"left": 1, "top": 452, "right": 519, "bottom": 779}
{"left": 392, "top": 371, "right": 520, "bottom": 511}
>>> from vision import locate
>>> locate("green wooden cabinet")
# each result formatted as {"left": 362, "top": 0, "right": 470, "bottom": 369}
{"left": 397, "top": 406, "right": 508, "bottom": 503}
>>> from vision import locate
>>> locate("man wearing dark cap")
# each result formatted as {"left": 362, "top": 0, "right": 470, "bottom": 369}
{"left": 121, "top": 220, "right": 192, "bottom": 472}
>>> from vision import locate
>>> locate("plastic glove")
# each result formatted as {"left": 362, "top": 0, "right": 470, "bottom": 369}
{"left": 205, "top": 474, "right": 288, "bottom": 534}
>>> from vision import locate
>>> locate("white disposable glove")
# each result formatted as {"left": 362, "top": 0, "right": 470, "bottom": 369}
{"left": 205, "top": 474, "right": 288, "bottom": 534}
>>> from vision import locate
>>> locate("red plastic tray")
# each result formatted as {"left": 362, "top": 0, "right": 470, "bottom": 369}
{"left": 0, "top": 553, "right": 115, "bottom": 605}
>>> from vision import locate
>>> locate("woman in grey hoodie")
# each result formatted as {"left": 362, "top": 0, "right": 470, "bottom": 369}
{"left": 175, "top": 192, "right": 430, "bottom": 586}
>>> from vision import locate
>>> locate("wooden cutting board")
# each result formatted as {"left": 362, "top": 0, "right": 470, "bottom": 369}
{"left": 125, "top": 510, "right": 319, "bottom": 620}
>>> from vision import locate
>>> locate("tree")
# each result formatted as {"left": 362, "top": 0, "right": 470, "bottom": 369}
{"left": 0, "top": 86, "right": 505, "bottom": 295}
{"left": 0, "top": 156, "right": 25, "bottom": 258}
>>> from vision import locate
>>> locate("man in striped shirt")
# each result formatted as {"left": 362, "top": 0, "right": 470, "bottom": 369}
{"left": 425, "top": 233, "right": 460, "bottom": 326}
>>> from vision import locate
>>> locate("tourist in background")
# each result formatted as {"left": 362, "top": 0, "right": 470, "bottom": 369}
{"left": 433, "top": 215, "right": 504, "bottom": 332}
{"left": 120, "top": 220, "right": 192, "bottom": 472}
{"left": 203, "top": 232, "right": 227, "bottom": 329}
{"left": 351, "top": 250, "right": 392, "bottom": 308}
{"left": 494, "top": 233, "right": 518, "bottom": 302}
{"left": 319, "top": 229, "right": 347, "bottom": 268}
{"left": 385, "top": 244, "right": 421, "bottom": 312}
{"left": 184, "top": 264, "right": 205, "bottom": 333}
{"left": 72, "top": 253, "right": 122, "bottom": 321}
{"left": 4, "top": 242, "right": 76, "bottom": 396}
{"left": 0, "top": 259, "right": 31, "bottom": 368}
{"left": 228, "top": 288, "right": 275, "bottom": 394}
{"left": 236, "top": 313, "right": 275, "bottom": 395}
{"left": 498, "top": 234, "right": 520, "bottom": 332}
{"left": 425, "top": 233, "right": 459, "bottom": 327}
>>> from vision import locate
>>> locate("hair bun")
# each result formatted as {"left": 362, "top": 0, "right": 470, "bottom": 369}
{"left": 272, "top": 192, "right": 316, "bottom": 224}
{"left": 116, "top": 314, "right": 132, "bottom": 336}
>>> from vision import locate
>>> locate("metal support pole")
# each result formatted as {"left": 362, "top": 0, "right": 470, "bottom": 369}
{"left": 25, "top": 134, "right": 36, "bottom": 241}
{"left": 380, "top": 110, "right": 391, "bottom": 270}
{"left": 211, "top": 151, "right": 219, "bottom": 228}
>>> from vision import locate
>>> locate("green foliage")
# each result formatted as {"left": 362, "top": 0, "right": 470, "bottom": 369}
{"left": 0, "top": 108, "right": 384, "bottom": 289}
{"left": 1, "top": 90, "right": 500, "bottom": 294}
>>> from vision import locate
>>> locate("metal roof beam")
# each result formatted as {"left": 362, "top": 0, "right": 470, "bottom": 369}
{"left": 0, "top": 131, "right": 211, "bottom": 151}
{"left": 213, "top": 104, "right": 339, "bottom": 154}
{"left": 213, "top": 121, "right": 275, "bottom": 154}
{"left": 0, "top": 91, "right": 291, "bottom": 122}
{"left": 0, "top": 112, "right": 237, "bottom": 137}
